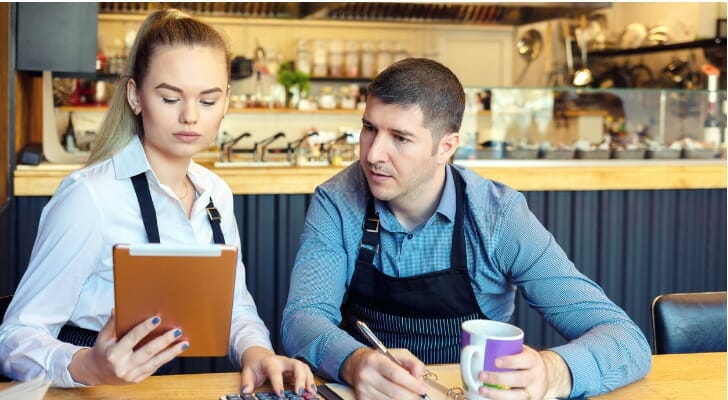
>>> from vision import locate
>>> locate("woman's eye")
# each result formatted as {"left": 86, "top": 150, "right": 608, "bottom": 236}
{"left": 201, "top": 100, "right": 217, "bottom": 106}
{"left": 162, "top": 98, "right": 179, "bottom": 104}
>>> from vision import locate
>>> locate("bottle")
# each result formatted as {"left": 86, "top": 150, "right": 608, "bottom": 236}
{"left": 63, "top": 114, "right": 77, "bottom": 153}
{"left": 703, "top": 74, "right": 721, "bottom": 149}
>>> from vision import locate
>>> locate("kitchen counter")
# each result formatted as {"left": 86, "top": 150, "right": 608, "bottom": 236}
{"left": 14, "top": 159, "right": 726, "bottom": 196}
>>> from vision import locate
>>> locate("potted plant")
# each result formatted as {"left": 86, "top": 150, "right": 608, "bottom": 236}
{"left": 277, "top": 61, "right": 310, "bottom": 108}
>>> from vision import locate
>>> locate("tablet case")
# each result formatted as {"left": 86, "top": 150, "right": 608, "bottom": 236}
{"left": 113, "top": 243, "right": 238, "bottom": 357}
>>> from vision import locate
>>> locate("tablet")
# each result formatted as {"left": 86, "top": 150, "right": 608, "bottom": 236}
{"left": 113, "top": 243, "right": 238, "bottom": 357}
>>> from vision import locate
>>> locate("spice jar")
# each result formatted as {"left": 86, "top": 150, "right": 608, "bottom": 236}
{"left": 344, "top": 40, "right": 360, "bottom": 77}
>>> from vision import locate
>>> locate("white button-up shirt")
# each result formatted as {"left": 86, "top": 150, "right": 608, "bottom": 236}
{"left": 0, "top": 136, "right": 272, "bottom": 387}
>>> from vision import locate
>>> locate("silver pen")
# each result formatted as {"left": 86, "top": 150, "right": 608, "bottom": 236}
{"left": 356, "top": 320, "right": 431, "bottom": 400}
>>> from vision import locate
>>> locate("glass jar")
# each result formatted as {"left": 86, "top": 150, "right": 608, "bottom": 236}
{"left": 312, "top": 40, "right": 328, "bottom": 77}
{"left": 328, "top": 40, "right": 344, "bottom": 78}
{"left": 296, "top": 39, "right": 311, "bottom": 75}
{"left": 360, "top": 41, "right": 376, "bottom": 78}
{"left": 344, "top": 40, "right": 360, "bottom": 78}
{"left": 376, "top": 40, "right": 393, "bottom": 74}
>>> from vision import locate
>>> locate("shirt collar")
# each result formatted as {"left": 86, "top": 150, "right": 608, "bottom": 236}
{"left": 112, "top": 135, "right": 152, "bottom": 180}
{"left": 374, "top": 164, "right": 457, "bottom": 229}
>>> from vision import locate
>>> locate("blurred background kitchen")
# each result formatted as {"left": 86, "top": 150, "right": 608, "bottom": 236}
{"left": 0, "top": 2, "right": 725, "bottom": 374}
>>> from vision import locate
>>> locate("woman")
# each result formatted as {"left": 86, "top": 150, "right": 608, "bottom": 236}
{"left": 0, "top": 9, "right": 315, "bottom": 395}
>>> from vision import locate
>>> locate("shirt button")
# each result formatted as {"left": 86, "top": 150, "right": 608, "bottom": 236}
{"left": 407, "top": 234, "right": 413, "bottom": 239}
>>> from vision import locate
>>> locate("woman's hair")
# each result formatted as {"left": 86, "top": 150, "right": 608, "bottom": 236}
{"left": 367, "top": 58, "right": 465, "bottom": 143}
{"left": 88, "top": 9, "right": 232, "bottom": 164}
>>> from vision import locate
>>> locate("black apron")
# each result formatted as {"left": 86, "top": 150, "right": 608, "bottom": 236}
{"left": 340, "top": 170, "right": 487, "bottom": 364}
{"left": 57, "top": 172, "right": 225, "bottom": 353}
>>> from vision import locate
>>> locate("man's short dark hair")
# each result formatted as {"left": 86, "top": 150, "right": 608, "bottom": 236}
{"left": 367, "top": 58, "right": 465, "bottom": 140}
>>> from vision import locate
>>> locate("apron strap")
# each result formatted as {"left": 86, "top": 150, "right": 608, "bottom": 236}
{"left": 130, "top": 172, "right": 226, "bottom": 244}
{"left": 131, "top": 172, "right": 160, "bottom": 243}
{"left": 356, "top": 166, "right": 467, "bottom": 269}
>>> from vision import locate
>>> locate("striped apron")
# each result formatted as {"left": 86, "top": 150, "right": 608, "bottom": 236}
{"left": 340, "top": 170, "right": 486, "bottom": 364}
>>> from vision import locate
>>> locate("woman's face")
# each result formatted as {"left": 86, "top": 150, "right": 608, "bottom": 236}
{"left": 128, "top": 45, "right": 229, "bottom": 163}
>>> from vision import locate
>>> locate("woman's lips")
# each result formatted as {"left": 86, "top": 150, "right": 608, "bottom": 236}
{"left": 173, "top": 132, "right": 201, "bottom": 143}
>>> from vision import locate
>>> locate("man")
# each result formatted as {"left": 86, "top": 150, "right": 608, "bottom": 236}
{"left": 281, "top": 58, "right": 651, "bottom": 400}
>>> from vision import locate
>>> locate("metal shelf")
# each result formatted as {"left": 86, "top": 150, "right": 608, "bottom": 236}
{"left": 588, "top": 37, "right": 726, "bottom": 58}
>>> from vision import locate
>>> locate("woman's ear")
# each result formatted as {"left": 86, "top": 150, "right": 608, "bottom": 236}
{"left": 127, "top": 78, "right": 141, "bottom": 115}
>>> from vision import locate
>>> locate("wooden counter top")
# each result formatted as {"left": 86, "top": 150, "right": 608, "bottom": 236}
{"left": 0, "top": 353, "right": 724, "bottom": 399}
{"left": 14, "top": 160, "right": 726, "bottom": 196}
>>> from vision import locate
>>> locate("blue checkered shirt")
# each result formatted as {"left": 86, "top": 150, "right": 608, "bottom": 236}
{"left": 281, "top": 163, "right": 651, "bottom": 397}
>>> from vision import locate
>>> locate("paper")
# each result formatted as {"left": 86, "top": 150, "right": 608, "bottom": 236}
{"left": 0, "top": 374, "right": 50, "bottom": 400}
{"left": 320, "top": 364, "right": 462, "bottom": 400}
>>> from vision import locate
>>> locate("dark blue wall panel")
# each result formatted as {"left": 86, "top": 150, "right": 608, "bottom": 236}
{"left": 9, "top": 189, "right": 727, "bottom": 373}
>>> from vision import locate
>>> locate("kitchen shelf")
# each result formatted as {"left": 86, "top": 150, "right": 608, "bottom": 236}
{"left": 310, "top": 76, "right": 372, "bottom": 83}
{"left": 588, "top": 37, "right": 726, "bottom": 58}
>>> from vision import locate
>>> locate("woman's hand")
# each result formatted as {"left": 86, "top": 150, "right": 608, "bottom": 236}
{"left": 68, "top": 310, "right": 189, "bottom": 385}
{"left": 239, "top": 346, "right": 316, "bottom": 397}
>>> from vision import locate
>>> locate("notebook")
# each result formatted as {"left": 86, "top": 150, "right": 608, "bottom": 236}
{"left": 113, "top": 243, "right": 238, "bottom": 357}
{"left": 318, "top": 364, "right": 465, "bottom": 400}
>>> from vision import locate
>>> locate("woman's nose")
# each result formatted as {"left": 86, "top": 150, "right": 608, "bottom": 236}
{"left": 179, "top": 103, "right": 198, "bottom": 125}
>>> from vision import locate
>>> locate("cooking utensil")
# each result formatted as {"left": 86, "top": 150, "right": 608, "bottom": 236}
{"left": 514, "top": 28, "right": 543, "bottom": 83}
{"left": 573, "top": 15, "right": 592, "bottom": 87}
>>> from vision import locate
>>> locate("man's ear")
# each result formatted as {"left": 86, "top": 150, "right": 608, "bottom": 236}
{"left": 437, "top": 132, "right": 460, "bottom": 164}
{"left": 127, "top": 78, "right": 141, "bottom": 114}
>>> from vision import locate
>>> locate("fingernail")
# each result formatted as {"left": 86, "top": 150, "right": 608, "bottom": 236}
{"left": 279, "top": 389, "right": 285, "bottom": 397}
{"left": 174, "top": 329, "right": 182, "bottom": 337}
{"left": 297, "top": 387, "right": 304, "bottom": 395}
{"left": 240, "top": 384, "right": 249, "bottom": 394}
{"left": 151, "top": 316, "right": 160, "bottom": 325}
{"left": 310, "top": 384, "right": 317, "bottom": 393}
{"left": 181, "top": 343, "right": 189, "bottom": 350}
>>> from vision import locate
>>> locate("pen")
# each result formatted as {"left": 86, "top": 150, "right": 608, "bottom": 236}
{"left": 356, "top": 320, "right": 431, "bottom": 400}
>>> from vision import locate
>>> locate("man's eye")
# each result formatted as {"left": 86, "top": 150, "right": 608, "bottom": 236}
{"left": 395, "top": 135, "right": 409, "bottom": 143}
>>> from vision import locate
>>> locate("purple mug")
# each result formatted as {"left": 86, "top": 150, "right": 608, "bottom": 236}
{"left": 460, "top": 320, "right": 524, "bottom": 399}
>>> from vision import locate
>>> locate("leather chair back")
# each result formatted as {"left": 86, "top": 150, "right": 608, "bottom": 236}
{"left": 0, "top": 295, "right": 11, "bottom": 322}
{"left": 652, "top": 291, "right": 727, "bottom": 354}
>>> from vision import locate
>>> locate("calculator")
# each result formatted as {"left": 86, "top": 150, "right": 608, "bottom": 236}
{"left": 222, "top": 391, "right": 321, "bottom": 400}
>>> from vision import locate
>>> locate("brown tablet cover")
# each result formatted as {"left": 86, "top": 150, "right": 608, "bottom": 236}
{"left": 113, "top": 244, "right": 238, "bottom": 357}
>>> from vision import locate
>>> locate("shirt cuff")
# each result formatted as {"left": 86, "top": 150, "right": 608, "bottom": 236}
{"left": 320, "top": 331, "right": 367, "bottom": 383}
{"left": 231, "top": 337, "right": 274, "bottom": 369}
{"left": 549, "top": 343, "right": 598, "bottom": 398}
{"left": 50, "top": 343, "right": 89, "bottom": 388}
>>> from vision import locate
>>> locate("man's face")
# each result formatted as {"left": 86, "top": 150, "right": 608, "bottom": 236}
{"left": 359, "top": 96, "right": 455, "bottom": 211}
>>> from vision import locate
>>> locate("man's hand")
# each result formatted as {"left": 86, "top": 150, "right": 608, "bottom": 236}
{"left": 69, "top": 310, "right": 188, "bottom": 385}
{"left": 476, "top": 346, "right": 572, "bottom": 400}
{"left": 340, "top": 347, "right": 429, "bottom": 400}
{"left": 239, "top": 346, "right": 316, "bottom": 397}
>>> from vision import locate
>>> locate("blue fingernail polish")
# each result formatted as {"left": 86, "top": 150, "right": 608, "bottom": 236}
{"left": 240, "top": 384, "right": 249, "bottom": 394}
{"left": 310, "top": 384, "right": 317, "bottom": 392}
{"left": 298, "top": 388, "right": 304, "bottom": 395}
{"left": 181, "top": 343, "right": 189, "bottom": 350}
{"left": 152, "top": 316, "right": 160, "bottom": 325}
{"left": 174, "top": 329, "right": 182, "bottom": 337}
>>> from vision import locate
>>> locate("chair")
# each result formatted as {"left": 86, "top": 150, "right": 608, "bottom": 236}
{"left": 651, "top": 291, "right": 727, "bottom": 354}
{"left": 0, "top": 294, "right": 11, "bottom": 322}
{"left": 0, "top": 295, "right": 11, "bottom": 382}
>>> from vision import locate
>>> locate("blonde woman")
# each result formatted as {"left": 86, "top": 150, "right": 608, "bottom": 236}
{"left": 0, "top": 9, "right": 315, "bottom": 396}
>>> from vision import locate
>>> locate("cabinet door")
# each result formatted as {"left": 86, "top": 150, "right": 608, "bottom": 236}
{"left": 16, "top": 3, "right": 97, "bottom": 74}
{"left": 436, "top": 28, "right": 513, "bottom": 87}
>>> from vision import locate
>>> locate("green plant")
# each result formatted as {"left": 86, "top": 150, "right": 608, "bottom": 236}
{"left": 277, "top": 60, "right": 310, "bottom": 97}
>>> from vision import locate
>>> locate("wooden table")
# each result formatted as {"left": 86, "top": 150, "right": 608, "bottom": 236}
{"left": 1, "top": 353, "right": 725, "bottom": 399}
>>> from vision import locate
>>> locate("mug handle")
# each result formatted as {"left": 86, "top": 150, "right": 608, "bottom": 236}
{"left": 460, "top": 344, "right": 482, "bottom": 393}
